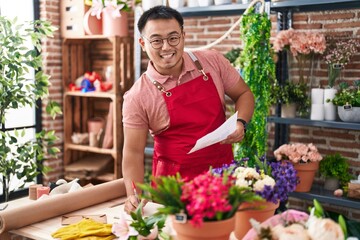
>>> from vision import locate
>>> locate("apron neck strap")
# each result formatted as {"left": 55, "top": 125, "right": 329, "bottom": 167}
{"left": 186, "top": 51, "right": 208, "bottom": 80}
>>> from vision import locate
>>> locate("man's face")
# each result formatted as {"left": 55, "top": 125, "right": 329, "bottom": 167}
{"left": 139, "top": 18, "right": 185, "bottom": 75}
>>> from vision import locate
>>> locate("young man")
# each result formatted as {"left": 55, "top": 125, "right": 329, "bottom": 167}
{"left": 122, "top": 6, "right": 254, "bottom": 213}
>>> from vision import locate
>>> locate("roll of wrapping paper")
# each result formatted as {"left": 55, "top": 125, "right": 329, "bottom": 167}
{"left": 0, "top": 178, "right": 126, "bottom": 233}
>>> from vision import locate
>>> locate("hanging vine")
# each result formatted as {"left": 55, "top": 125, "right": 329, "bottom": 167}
{"left": 234, "top": 7, "right": 276, "bottom": 164}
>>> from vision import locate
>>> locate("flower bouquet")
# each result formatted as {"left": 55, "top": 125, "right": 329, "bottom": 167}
{"left": 274, "top": 143, "right": 323, "bottom": 192}
{"left": 138, "top": 171, "right": 260, "bottom": 240}
{"left": 272, "top": 28, "right": 326, "bottom": 85}
{"left": 213, "top": 157, "right": 298, "bottom": 239}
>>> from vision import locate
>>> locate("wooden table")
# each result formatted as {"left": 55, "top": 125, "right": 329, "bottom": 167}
{"left": 2, "top": 197, "right": 126, "bottom": 240}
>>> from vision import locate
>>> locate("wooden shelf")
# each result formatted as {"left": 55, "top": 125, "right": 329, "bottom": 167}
{"left": 62, "top": 36, "right": 134, "bottom": 182}
{"left": 64, "top": 91, "right": 115, "bottom": 100}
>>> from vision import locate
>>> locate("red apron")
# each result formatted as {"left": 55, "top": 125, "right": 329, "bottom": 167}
{"left": 149, "top": 52, "right": 233, "bottom": 180}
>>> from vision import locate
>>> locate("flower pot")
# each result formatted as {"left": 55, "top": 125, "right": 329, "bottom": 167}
{"left": 169, "top": 0, "right": 185, "bottom": 8}
{"left": 198, "top": 0, "right": 214, "bottom": 7}
{"left": 142, "top": 0, "right": 163, "bottom": 11}
{"left": 172, "top": 216, "right": 235, "bottom": 240}
{"left": 102, "top": 8, "right": 129, "bottom": 37}
{"left": 234, "top": 201, "right": 279, "bottom": 240}
{"left": 324, "top": 177, "right": 340, "bottom": 191}
{"left": 214, "top": 0, "right": 232, "bottom": 5}
{"left": 294, "top": 161, "right": 319, "bottom": 192}
{"left": 281, "top": 103, "right": 296, "bottom": 118}
{"left": 323, "top": 88, "right": 338, "bottom": 121}
{"left": 338, "top": 106, "right": 360, "bottom": 122}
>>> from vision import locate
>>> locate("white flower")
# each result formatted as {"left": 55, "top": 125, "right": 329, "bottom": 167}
{"left": 236, "top": 178, "right": 250, "bottom": 188}
{"left": 253, "top": 176, "right": 275, "bottom": 191}
{"left": 272, "top": 223, "right": 311, "bottom": 240}
{"left": 307, "top": 216, "right": 344, "bottom": 240}
{"left": 112, "top": 217, "right": 138, "bottom": 240}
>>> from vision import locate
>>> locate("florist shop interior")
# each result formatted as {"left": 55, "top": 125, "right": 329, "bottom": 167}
{"left": 1, "top": 0, "right": 360, "bottom": 239}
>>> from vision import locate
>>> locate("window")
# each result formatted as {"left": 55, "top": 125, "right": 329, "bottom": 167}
{"left": 0, "top": 0, "right": 41, "bottom": 201}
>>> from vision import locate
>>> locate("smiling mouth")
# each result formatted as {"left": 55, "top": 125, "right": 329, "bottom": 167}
{"left": 161, "top": 53, "right": 175, "bottom": 59}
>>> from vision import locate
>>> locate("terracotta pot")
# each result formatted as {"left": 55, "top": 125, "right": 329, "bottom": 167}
{"left": 234, "top": 200, "right": 279, "bottom": 240}
{"left": 172, "top": 216, "right": 235, "bottom": 240}
{"left": 102, "top": 8, "right": 129, "bottom": 37}
{"left": 294, "top": 161, "right": 319, "bottom": 192}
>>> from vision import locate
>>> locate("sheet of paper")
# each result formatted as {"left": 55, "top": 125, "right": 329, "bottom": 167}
{"left": 188, "top": 112, "right": 238, "bottom": 154}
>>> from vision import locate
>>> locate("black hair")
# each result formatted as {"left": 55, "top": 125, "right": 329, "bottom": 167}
{"left": 137, "top": 5, "right": 184, "bottom": 34}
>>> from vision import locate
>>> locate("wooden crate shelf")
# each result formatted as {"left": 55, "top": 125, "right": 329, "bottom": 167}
{"left": 62, "top": 36, "right": 134, "bottom": 182}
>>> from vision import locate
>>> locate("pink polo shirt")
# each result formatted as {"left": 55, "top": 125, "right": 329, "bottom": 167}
{"left": 122, "top": 49, "right": 241, "bottom": 135}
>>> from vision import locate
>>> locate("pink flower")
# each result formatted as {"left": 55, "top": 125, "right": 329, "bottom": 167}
{"left": 112, "top": 217, "right": 138, "bottom": 240}
{"left": 273, "top": 143, "right": 322, "bottom": 163}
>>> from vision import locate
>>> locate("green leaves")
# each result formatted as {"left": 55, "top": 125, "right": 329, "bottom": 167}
{"left": 234, "top": 7, "right": 276, "bottom": 164}
{"left": 0, "top": 16, "right": 60, "bottom": 200}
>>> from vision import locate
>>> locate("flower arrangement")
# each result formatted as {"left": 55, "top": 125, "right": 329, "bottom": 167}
{"left": 274, "top": 143, "right": 323, "bottom": 164}
{"left": 272, "top": 28, "right": 326, "bottom": 84}
{"left": 323, "top": 36, "right": 360, "bottom": 88}
{"left": 213, "top": 157, "right": 298, "bottom": 204}
{"left": 87, "top": 0, "right": 141, "bottom": 19}
{"left": 138, "top": 172, "right": 260, "bottom": 227}
{"left": 246, "top": 199, "right": 347, "bottom": 240}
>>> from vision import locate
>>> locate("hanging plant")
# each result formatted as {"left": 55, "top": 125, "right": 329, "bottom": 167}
{"left": 233, "top": 6, "right": 276, "bottom": 165}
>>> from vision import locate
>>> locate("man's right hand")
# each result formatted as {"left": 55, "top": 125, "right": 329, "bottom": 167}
{"left": 124, "top": 195, "right": 148, "bottom": 214}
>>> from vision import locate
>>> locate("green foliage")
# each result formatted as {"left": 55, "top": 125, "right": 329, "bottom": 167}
{"left": 234, "top": 7, "right": 276, "bottom": 164}
{"left": 330, "top": 80, "right": 360, "bottom": 107}
{"left": 270, "top": 81, "right": 310, "bottom": 116}
{"left": 129, "top": 202, "right": 168, "bottom": 240}
{"left": 138, "top": 173, "right": 185, "bottom": 216}
{"left": 224, "top": 48, "right": 241, "bottom": 65}
{"left": 319, "top": 153, "right": 352, "bottom": 187}
{"left": 0, "top": 16, "right": 61, "bottom": 201}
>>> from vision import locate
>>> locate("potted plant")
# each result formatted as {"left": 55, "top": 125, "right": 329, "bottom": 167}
{"left": 329, "top": 80, "right": 360, "bottom": 122}
{"left": 87, "top": 0, "right": 142, "bottom": 37}
{"left": 138, "top": 171, "right": 259, "bottom": 240}
{"left": 0, "top": 16, "right": 61, "bottom": 202}
{"left": 271, "top": 81, "right": 310, "bottom": 118}
{"left": 213, "top": 156, "right": 298, "bottom": 239}
{"left": 274, "top": 143, "right": 323, "bottom": 192}
{"left": 319, "top": 153, "right": 352, "bottom": 191}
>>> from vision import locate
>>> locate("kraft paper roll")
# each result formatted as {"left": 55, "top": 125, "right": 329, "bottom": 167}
{"left": 0, "top": 178, "right": 125, "bottom": 234}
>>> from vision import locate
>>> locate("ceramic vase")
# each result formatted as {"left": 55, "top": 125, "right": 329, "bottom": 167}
{"left": 172, "top": 216, "right": 235, "bottom": 240}
{"left": 234, "top": 201, "right": 279, "bottom": 240}
{"left": 198, "top": 0, "right": 214, "bottom": 7}
{"left": 324, "top": 177, "right": 340, "bottom": 191}
{"left": 324, "top": 88, "right": 338, "bottom": 121}
{"left": 338, "top": 106, "right": 360, "bottom": 122}
{"left": 294, "top": 161, "right": 319, "bottom": 192}
{"left": 102, "top": 8, "right": 129, "bottom": 37}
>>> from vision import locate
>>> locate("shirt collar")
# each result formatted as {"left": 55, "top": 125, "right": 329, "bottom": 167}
{"left": 146, "top": 52, "right": 197, "bottom": 84}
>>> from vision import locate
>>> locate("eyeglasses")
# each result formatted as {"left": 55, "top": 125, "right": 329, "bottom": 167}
{"left": 142, "top": 34, "right": 182, "bottom": 49}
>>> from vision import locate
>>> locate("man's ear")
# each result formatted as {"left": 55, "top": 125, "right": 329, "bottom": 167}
{"left": 139, "top": 37, "right": 146, "bottom": 52}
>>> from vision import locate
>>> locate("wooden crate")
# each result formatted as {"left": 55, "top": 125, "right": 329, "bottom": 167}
{"left": 62, "top": 36, "right": 134, "bottom": 181}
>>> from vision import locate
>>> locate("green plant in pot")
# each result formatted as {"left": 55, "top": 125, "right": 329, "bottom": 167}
{"left": 319, "top": 153, "right": 352, "bottom": 190}
{"left": 329, "top": 80, "right": 360, "bottom": 122}
{"left": 271, "top": 81, "right": 310, "bottom": 118}
{"left": 0, "top": 16, "right": 61, "bottom": 202}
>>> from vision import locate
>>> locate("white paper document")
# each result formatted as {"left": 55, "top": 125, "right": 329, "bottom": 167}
{"left": 188, "top": 112, "right": 238, "bottom": 154}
